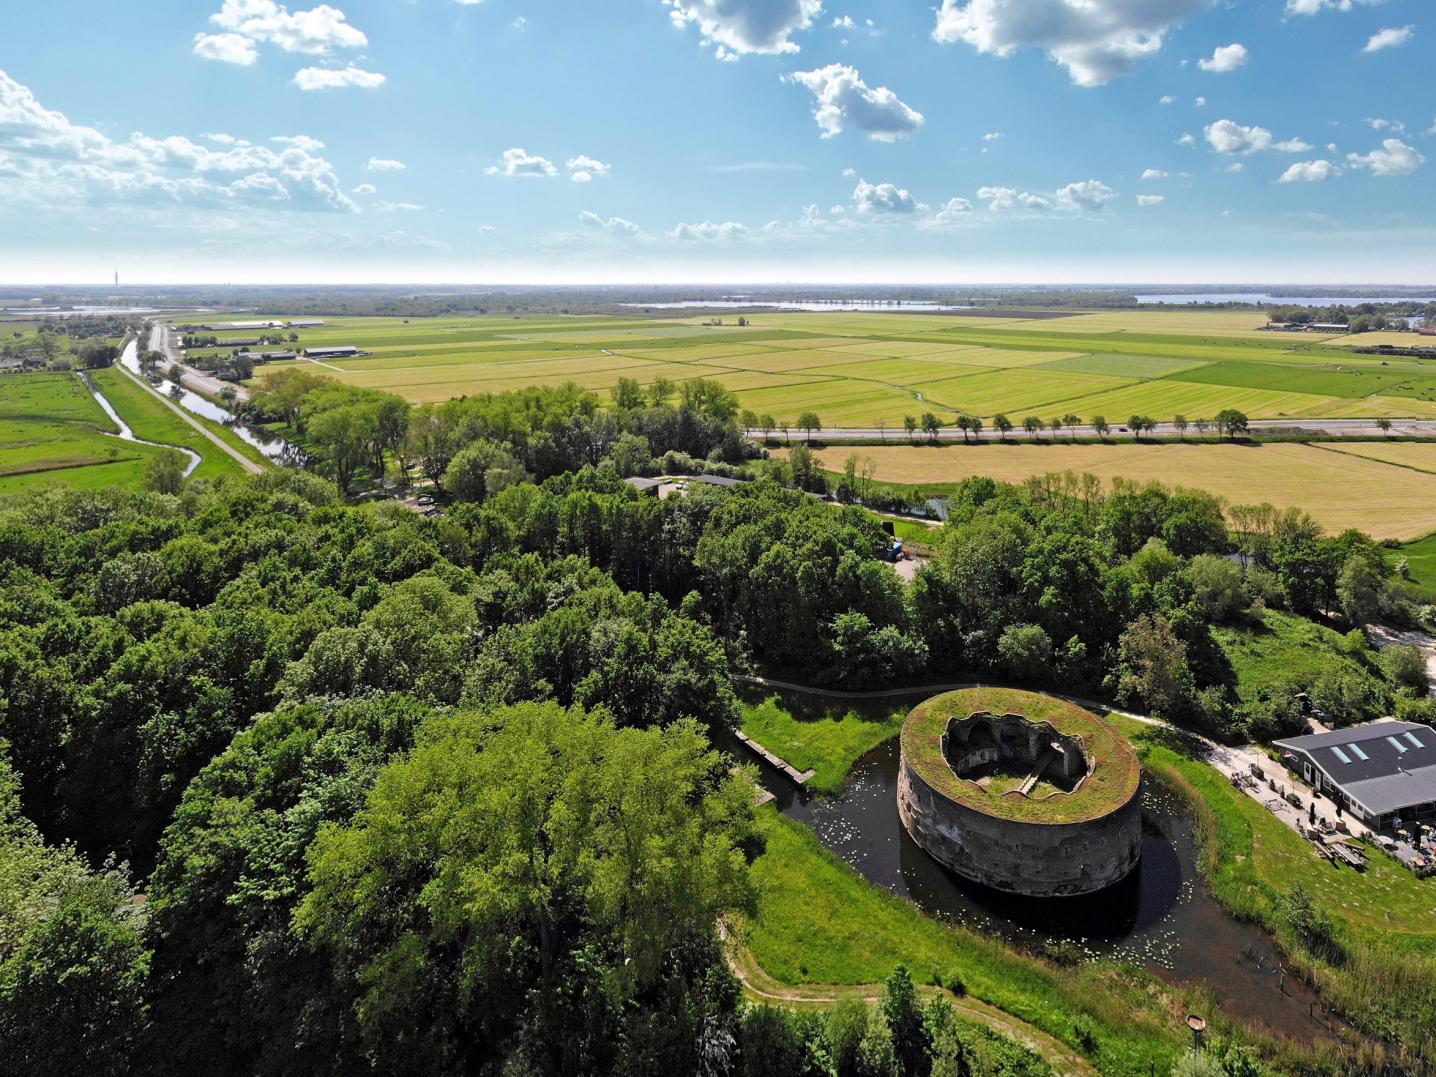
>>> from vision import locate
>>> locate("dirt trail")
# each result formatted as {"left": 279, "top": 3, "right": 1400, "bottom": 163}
{"left": 723, "top": 929, "right": 1099, "bottom": 1076}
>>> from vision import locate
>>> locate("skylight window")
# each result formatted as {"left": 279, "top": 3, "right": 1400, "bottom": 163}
{"left": 1331, "top": 745, "right": 1352, "bottom": 764}
{"left": 1405, "top": 732, "right": 1424, "bottom": 749}
{"left": 1349, "top": 743, "right": 1369, "bottom": 761}
{"left": 1386, "top": 736, "right": 1408, "bottom": 754}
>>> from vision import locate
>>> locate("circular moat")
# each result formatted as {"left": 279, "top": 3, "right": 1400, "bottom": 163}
{"left": 725, "top": 688, "right": 1348, "bottom": 1046}
{"left": 898, "top": 690, "right": 1143, "bottom": 896}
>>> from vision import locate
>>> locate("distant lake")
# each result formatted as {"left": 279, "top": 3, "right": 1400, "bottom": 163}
{"left": 621, "top": 299, "right": 978, "bottom": 312}
{"left": 1136, "top": 293, "right": 1435, "bottom": 306}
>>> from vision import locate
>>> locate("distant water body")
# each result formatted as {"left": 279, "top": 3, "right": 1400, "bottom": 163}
{"left": 621, "top": 300, "right": 977, "bottom": 312}
{"left": 1135, "top": 293, "right": 1434, "bottom": 306}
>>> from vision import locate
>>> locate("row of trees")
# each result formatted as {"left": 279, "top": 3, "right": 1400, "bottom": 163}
{"left": 752, "top": 410, "right": 1253, "bottom": 444}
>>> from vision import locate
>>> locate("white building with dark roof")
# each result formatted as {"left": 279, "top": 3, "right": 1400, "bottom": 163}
{"left": 1274, "top": 721, "right": 1436, "bottom": 830}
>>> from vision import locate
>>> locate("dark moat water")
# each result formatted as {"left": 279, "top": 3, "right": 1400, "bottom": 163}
{"left": 739, "top": 731, "right": 1343, "bottom": 1045}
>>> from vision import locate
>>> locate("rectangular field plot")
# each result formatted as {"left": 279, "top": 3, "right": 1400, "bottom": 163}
{"left": 949, "top": 348, "right": 1085, "bottom": 369}
{"left": 797, "top": 358, "right": 988, "bottom": 382}
{"left": 905, "top": 369, "right": 1135, "bottom": 416}
{"left": 735, "top": 382, "right": 937, "bottom": 427}
{"left": 1042, "top": 311, "right": 1285, "bottom": 338}
{"left": 823, "top": 340, "right": 987, "bottom": 358}
{"left": 1168, "top": 360, "right": 1419, "bottom": 399}
{"left": 1035, "top": 353, "right": 1211, "bottom": 379}
{"left": 1033, "top": 379, "right": 1340, "bottom": 422}
{"left": 699, "top": 349, "right": 895, "bottom": 373}
{"left": 799, "top": 442, "right": 1436, "bottom": 540}
{"left": 1317, "top": 442, "right": 1436, "bottom": 473}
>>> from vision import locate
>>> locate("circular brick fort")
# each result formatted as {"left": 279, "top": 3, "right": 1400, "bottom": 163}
{"left": 898, "top": 688, "right": 1142, "bottom": 897}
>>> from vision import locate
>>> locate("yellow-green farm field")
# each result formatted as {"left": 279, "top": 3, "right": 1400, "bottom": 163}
{"left": 785, "top": 441, "right": 1436, "bottom": 540}
{"left": 243, "top": 309, "right": 1436, "bottom": 427}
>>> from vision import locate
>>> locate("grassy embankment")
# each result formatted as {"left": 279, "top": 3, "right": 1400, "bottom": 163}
{"left": 744, "top": 810, "right": 1191, "bottom": 1075}
{"left": 1211, "top": 608, "right": 1385, "bottom": 704}
{"left": 1117, "top": 716, "right": 1436, "bottom": 1064}
{"left": 740, "top": 694, "right": 906, "bottom": 794}
{"left": 0, "top": 371, "right": 162, "bottom": 494}
{"left": 91, "top": 367, "right": 258, "bottom": 481}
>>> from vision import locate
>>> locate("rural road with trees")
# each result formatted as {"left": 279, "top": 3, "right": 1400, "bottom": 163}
{"left": 750, "top": 417, "right": 1436, "bottom": 443}
{"left": 149, "top": 323, "right": 253, "bottom": 403}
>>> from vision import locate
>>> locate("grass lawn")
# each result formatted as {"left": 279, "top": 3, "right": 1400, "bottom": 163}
{"left": 740, "top": 694, "right": 906, "bottom": 794}
{"left": 1393, "top": 531, "right": 1436, "bottom": 603}
{"left": 745, "top": 810, "right": 1188, "bottom": 1075}
{"left": 1211, "top": 609, "right": 1379, "bottom": 704}
{"left": 90, "top": 367, "right": 251, "bottom": 481}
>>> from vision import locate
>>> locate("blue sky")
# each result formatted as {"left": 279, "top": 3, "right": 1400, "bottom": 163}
{"left": 1, "top": 0, "right": 1431, "bottom": 284}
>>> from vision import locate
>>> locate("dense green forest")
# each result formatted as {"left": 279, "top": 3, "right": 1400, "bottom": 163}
{"left": 0, "top": 365, "right": 1429, "bottom": 1074}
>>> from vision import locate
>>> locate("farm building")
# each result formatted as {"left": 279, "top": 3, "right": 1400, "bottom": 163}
{"left": 1274, "top": 721, "right": 1436, "bottom": 830}
{"left": 217, "top": 338, "right": 261, "bottom": 347}
{"left": 689, "top": 474, "right": 744, "bottom": 489}
{"left": 623, "top": 476, "right": 663, "bottom": 495}
{"left": 236, "top": 351, "right": 296, "bottom": 362}
{"left": 193, "top": 321, "right": 281, "bottom": 331}
{"left": 286, "top": 319, "right": 325, "bottom": 328}
{"left": 1309, "top": 323, "right": 1351, "bottom": 333}
{"left": 304, "top": 345, "right": 363, "bottom": 359}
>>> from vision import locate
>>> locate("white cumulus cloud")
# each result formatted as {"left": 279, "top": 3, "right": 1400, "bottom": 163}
{"left": 785, "top": 64, "right": 924, "bottom": 141}
{"left": 664, "top": 0, "right": 822, "bottom": 59}
{"left": 579, "top": 211, "right": 641, "bottom": 234}
{"left": 566, "top": 155, "right": 610, "bottom": 183}
{"left": 1198, "top": 43, "right": 1247, "bottom": 72}
{"left": 1205, "top": 119, "right": 1309, "bottom": 155}
{"left": 1286, "top": 0, "right": 1384, "bottom": 12}
{"left": 932, "top": 0, "right": 1216, "bottom": 87}
{"left": 0, "top": 67, "right": 356, "bottom": 213}
{"left": 851, "top": 179, "right": 924, "bottom": 213}
{"left": 352, "top": 182, "right": 376, "bottom": 194}
{"left": 207, "top": 0, "right": 367, "bottom": 55}
{"left": 486, "top": 147, "right": 558, "bottom": 177}
{"left": 366, "top": 157, "right": 406, "bottom": 172}
{"left": 1141, "top": 168, "right": 1168, "bottom": 180}
{"left": 1056, "top": 179, "right": 1118, "bottom": 211}
{"left": 1346, "top": 138, "right": 1424, "bottom": 176}
{"left": 292, "top": 65, "right": 385, "bottom": 90}
{"left": 1136, "top": 194, "right": 1165, "bottom": 205}
{"left": 192, "top": 32, "right": 260, "bottom": 65}
{"left": 1363, "top": 26, "right": 1413, "bottom": 52}
{"left": 669, "top": 219, "right": 750, "bottom": 240}
{"left": 1278, "top": 160, "right": 1341, "bottom": 183}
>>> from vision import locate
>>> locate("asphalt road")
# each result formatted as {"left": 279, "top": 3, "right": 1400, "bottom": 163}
{"left": 150, "top": 323, "right": 252, "bottom": 403}
{"left": 749, "top": 417, "right": 1436, "bottom": 442}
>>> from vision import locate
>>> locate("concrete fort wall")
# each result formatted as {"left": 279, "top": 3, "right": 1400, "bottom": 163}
{"left": 897, "top": 747, "right": 1142, "bottom": 897}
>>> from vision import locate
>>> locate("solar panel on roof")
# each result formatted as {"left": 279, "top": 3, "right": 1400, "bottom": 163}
{"left": 1349, "top": 742, "right": 1369, "bottom": 760}
{"left": 1331, "top": 746, "right": 1352, "bottom": 764}
{"left": 1386, "top": 736, "right": 1408, "bottom": 754}
{"left": 1405, "top": 731, "right": 1424, "bottom": 749}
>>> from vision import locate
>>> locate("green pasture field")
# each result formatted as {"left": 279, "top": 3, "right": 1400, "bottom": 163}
{"left": 0, "top": 371, "right": 164, "bottom": 495}
{"left": 237, "top": 308, "right": 1436, "bottom": 427}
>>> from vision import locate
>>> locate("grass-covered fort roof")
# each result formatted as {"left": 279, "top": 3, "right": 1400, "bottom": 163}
{"left": 901, "top": 688, "right": 1140, "bottom": 825}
